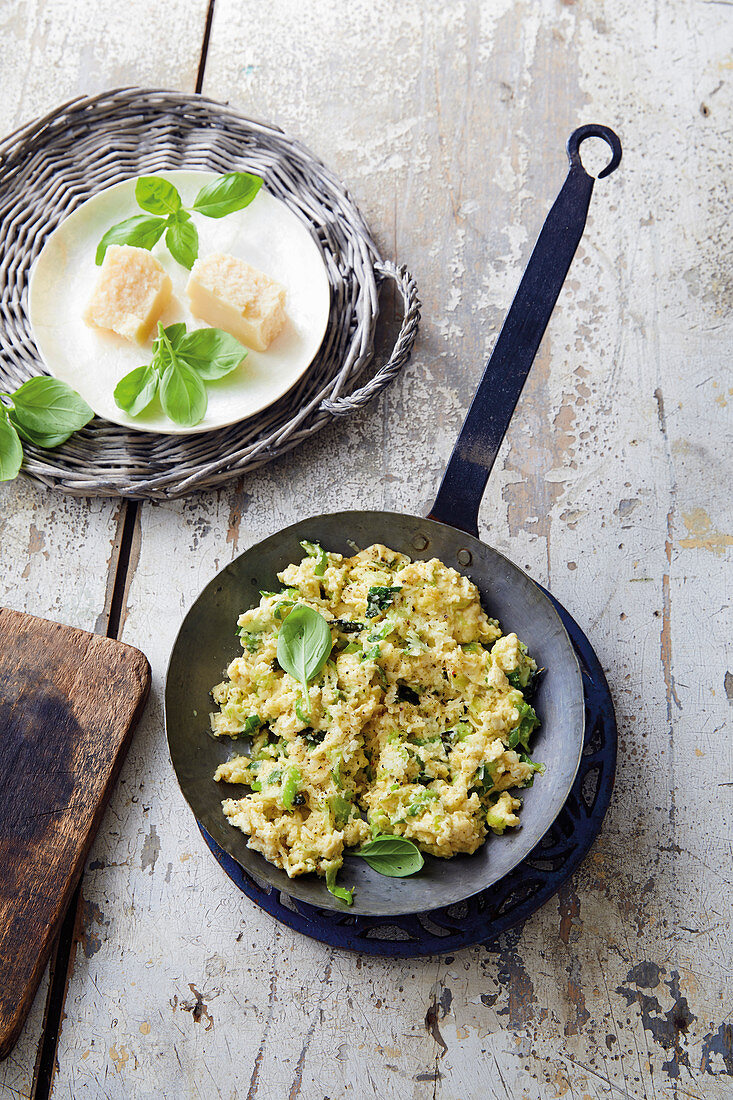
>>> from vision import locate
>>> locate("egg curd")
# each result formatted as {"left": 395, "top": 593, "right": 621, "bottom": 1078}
{"left": 210, "top": 542, "right": 544, "bottom": 890}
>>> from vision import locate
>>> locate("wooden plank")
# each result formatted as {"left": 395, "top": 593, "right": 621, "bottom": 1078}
{"left": 2, "top": 0, "right": 208, "bottom": 133}
{"left": 47, "top": 1, "right": 733, "bottom": 1098}
{"left": 0, "top": 608, "right": 150, "bottom": 1062}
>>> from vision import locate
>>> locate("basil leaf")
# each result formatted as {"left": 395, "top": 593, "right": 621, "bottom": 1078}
{"left": 276, "top": 604, "right": 332, "bottom": 708}
{"left": 10, "top": 377, "right": 93, "bottom": 442}
{"left": 192, "top": 172, "right": 263, "bottom": 218}
{"left": 0, "top": 410, "right": 23, "bottom": 481}
{"left": 325, "top": 866, "right": 353, "bottom": 906}
{"left": 165, "top": 211, "right": 198, "bottom": 269}
{"left": 8, "top": 413, "right": 77, "bottom": 449}
{"left": 135, "top": 176, "right": 182, "bottom": 216}
{"left": 176, "top": 328, "right": 247, "bottom": 380}
{"left": 114, "top": 364, "right": 159, "bottom": 417}
{"left": 159, "top": 360, "right": 207, "bottom": 427}
{"left": 160, "top": 322, "right": 187, "bottom": 349}
{"left": 352, "top": 834, "right": 424, "bottom": 877}
{"left": 299, "top": 540, "right": 328, "bottom": 577}
{"left": 95, "top": 214, "right": 166, "bottom": 265}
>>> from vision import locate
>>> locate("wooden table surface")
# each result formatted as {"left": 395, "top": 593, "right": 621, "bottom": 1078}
{"left": 1, "top": 2, "right": 731, "bottom": 1097}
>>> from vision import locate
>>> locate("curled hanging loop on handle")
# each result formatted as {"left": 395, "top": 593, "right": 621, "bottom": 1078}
{"left": 428, "top": 124, "right": 622, "bottom": 538}
{"left": 566, "top": 123, "right": 622, "bottom": 179}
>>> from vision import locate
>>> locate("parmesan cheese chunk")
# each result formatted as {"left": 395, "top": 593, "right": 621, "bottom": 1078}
{"left": 186, "top": 253, "right": 286, "bottom": 352}
{"left": 84, "top": 245, "right": 172, "bottom": 343}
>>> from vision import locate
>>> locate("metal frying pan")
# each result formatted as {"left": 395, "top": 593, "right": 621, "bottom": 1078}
{"left": 166, "top": 124, "right": 622, "bottom": 917}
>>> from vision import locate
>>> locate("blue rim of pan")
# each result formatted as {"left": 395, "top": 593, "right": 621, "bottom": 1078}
{"left": 198, "top": 593, "right": 616, "bottom": 957}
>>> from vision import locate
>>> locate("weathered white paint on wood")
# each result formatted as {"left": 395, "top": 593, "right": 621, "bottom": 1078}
{"left": 3, "top": 0, "right": 208, "bottom": 132}
{"left": 2, "top": 0, "right": 731, "bottom": 1097}
{"left": 0, "top": 1, "right": 209, "bottom": 1095}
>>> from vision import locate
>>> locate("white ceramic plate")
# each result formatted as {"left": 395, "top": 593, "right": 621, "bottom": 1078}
{"left": 28, "top": 171, "right": 331, "bottom": 435}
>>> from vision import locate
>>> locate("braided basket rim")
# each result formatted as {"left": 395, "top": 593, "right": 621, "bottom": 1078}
{"left": 0, "top": 87, "right": 420, "bottom": 499}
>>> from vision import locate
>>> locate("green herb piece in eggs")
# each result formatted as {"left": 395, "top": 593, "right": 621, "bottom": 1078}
{"left": 238, "top": 629, "right": 261, "bottom": 653}
{"left": 301, "top": 728, "right": 325, "bottom": 749}
{"left": 404, "top": 630, "right": 427, "bottom": 655}
{"left": 281, "top": 767, "right": 302, "bottom": 811}
{"left": 443, "top": 722, "right": 473, "bottom": 745}
{"left": 518, "top": 752, "right": 546, "bottom": 787}
{"left": 295, "top": 697, "right": 310, "bottom": 724}
{"left": 396, "top": 683, "right": 420, "bottom": 705}
{"left": 325, "top": 865, "right": 353, "bottom": 905}
{"left": 507, "top": 701, "right": 540, "bottom": 751}
{"left": 486, "top": 803, "right": 510, "bottom": 834}
{"left": 407, "top": 790, "right": 438, "bottom": 817}
{"left": 334, "top": 618, "right": 363, "bottom": 633}
{"left": 367, "top": 621, "right": 395, "bottom": 643}
{"left": 366, "top": 585, "right": 402, "bottom": 618}
{"left": 329, "top": 794, "right": 353, "bottom": 828}
{"left": 375, "top": 665, "right": 389, "bottom": 690}
{"left": 470, "top": 763, "right": 495, "bottom": 796}
{"left": 299, "top": 539, "right": 328, "bottom": 577}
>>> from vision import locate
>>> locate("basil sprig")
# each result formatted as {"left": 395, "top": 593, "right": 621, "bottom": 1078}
{"left": 276, "top": 604, "right": 332, "bottom": 718}
{"left": 114, "top": 322, "right": 247, "bottom": 427}
{"left": 96, "top": 172, "right": 263, "bottom": 269}
{"left": 352, "top": 834, "right": 424, "bottom": 877}
{"left": 0, "top": 378, "right": 93, "bottom": 482}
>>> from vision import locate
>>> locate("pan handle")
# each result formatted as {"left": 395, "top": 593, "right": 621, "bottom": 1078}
{"left": 427, "top": 124, "right": 622, "bottom": 538}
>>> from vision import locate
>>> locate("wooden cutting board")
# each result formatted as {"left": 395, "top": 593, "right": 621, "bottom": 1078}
{"left": 0, "top": 606, "right": 151, "bottom": 1060}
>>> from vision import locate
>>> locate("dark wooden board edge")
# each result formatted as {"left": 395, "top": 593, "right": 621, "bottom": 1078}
{"left": 0, "top": 613, "right": 151, "bottom": 1062}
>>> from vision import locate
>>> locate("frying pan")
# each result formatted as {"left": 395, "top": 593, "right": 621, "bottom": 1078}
{"left": 166, "top": 124, "right": 622, "bottom": 917}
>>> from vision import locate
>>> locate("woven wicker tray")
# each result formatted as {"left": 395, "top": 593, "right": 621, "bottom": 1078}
{"left": 0, "top": 88, "right": 420, "bottom": 499}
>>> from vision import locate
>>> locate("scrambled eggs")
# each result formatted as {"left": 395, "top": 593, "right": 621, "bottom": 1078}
{"left": 210, "top": 543, "right": 543, "bottom": 889}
